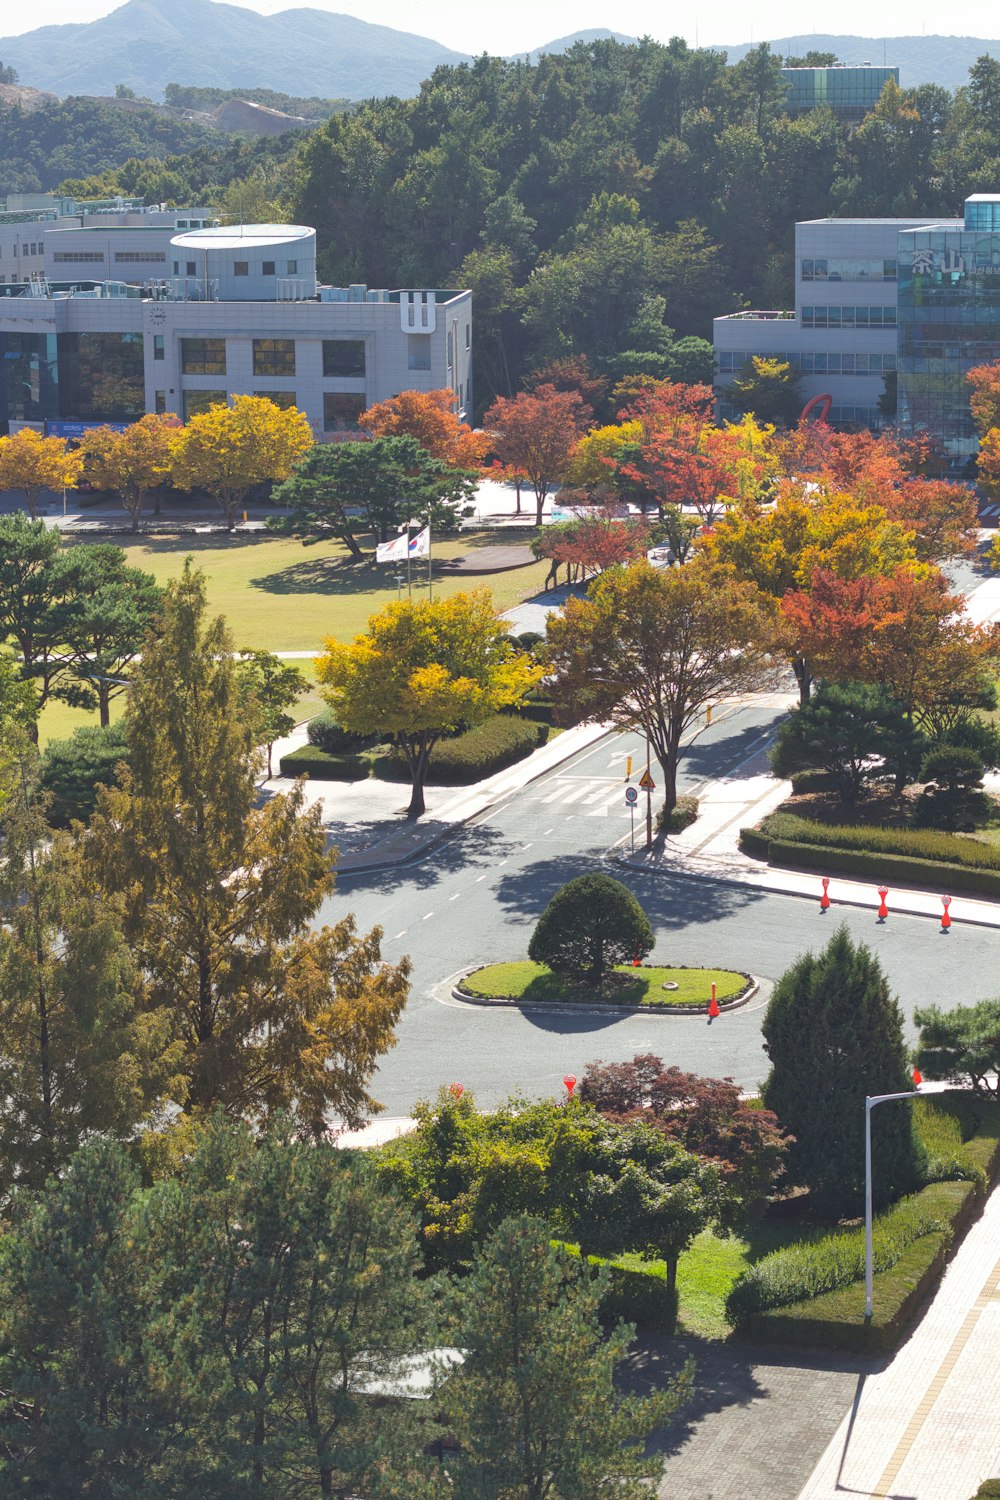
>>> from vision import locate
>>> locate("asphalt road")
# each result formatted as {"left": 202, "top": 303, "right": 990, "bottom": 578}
{"left": 322, "top": 697, "right": 998, "bottom": 1117}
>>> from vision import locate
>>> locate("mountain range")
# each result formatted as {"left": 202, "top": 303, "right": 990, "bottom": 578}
{"left": 0, "top": 0, "right": 635, "bottom": 103}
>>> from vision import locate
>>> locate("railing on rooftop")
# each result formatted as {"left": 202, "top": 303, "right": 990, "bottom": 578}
{"left": 717, "top": 309, "right": 796, "bottom": 320}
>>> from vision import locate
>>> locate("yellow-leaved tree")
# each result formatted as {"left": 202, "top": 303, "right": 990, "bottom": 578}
{"left": 0, "top": 430, "right": 83, "bottom": 519}
{"left": 170, "top": 394, "right": 312, "bottom": 530}
{"left": 79, "top": 413, "right": 179, "bottom": 531}
{"left": 316, "top": 589, "right": 542, "bottom": 817}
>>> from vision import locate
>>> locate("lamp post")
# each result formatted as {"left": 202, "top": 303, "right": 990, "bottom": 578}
{"left": 864, "top": 1078, "right": 949, "bottom": 1319}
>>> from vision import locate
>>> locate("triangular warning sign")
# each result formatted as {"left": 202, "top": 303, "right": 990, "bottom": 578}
{"left": 638, "top": 768, "right": 656, "bottom": 791}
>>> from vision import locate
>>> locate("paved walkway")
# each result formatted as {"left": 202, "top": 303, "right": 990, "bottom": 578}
{"left": 796, "top": 1183, "right": 1000, "bottom": 1499}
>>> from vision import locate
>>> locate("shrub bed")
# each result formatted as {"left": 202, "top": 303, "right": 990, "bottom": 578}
{"left": 307, "top": 707, "right": 375, "bottom": 754}
{"left": 459, "top": 961, "right": 750, "bottom": 1008}
{"left": 658, "top": 795, "right": 699, "bottom": 834}
{"left": 760, "top": 812, "right": 1000, "bottom": 871}
{"left": 560, "top": 1246, "right": 678, "bottom": 1332}
{"left": 374, "top": 715, "right": 545, "bottom": 786}
{"left": 41, "top": 723, "right": 129, "bottom": 825}
{"left": 278, "top": 745, "right": 370, "bottom": 780}
{"left": 726, "top": 1190, "right": 948, "bottom": 1325}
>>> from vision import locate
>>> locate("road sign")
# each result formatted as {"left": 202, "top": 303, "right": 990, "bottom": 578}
{"left": 625, "top": 785, "right": 638, "bottom": 806}
{"left": 638, "top": 768, "right": 656, "bottom": 792}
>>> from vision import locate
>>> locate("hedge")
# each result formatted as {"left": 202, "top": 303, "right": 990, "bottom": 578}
{"left": 41, "top": 723, "right": 129, "bottom": 826}
{"left": 726, "top": 1191, "right": 948, "bottom": 1326}
{"left": 373, "top": 715, "right": 545, "bottom": 786}
{"left": 739, "top": 822, "right": 1000, "bottom": 900}
{"left": 731, "top": 1097, "right": 1000, "bottom": 1352}
{"left": 760, "top": 812, "right": 1000, "bottom": 871}
{"left": 278, "top": 745, "right": 370, "bottom": 780}
{"left": 971, "top": 1482, "right": 1000, "bottom": 1497}
{"left": 307, "top": 708, "right": 374, "bottom": 754}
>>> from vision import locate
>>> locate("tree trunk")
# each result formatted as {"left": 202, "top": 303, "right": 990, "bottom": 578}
{"left": 665, "top": 1253, "right": 678, "bottom": 1292}
{"left": 405, "top": 738, "right": 432, "bottom": 819}
{"left": 792, "top": 656, "right": 812, "bottom": 705}
{"left": 535, "top": 488, "right": 546, "bottom": 527}
{"left": 515, "top": 478, "right": 523, "bottom": 515}
{"left": 99, "top": 684, "right": 111, "bottom": 729}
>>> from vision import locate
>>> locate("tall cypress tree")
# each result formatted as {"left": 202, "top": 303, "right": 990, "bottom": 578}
{"left": 762, "top": 925, "right": 926, "bottom": 1217}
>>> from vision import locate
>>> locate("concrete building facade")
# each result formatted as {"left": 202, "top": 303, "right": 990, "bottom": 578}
{"left": 0, "top": 222, "right": 473, "bottom": 440}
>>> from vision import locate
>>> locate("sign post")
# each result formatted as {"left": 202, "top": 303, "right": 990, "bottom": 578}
{"left": 638, "top": 762, "right": 656, "bottom": 850}
{"left": 625, "top": 784, "right": 638, "bottom": 852}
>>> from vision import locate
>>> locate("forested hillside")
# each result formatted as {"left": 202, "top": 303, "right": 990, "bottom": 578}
{"left": 0, "top": 96, "right": 226, "bottom": 195}
{"left": 290, "top": 40, "right": 1000, "bottom": 413}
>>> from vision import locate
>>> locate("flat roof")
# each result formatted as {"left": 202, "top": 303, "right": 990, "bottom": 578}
{"left": 171, "top": 224, "right": 313, "bottom": 250}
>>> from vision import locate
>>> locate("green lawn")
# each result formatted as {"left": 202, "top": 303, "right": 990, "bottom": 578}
{"left": 39, "top": 531, "right": 548, "bottom": 746}
{"left": 460, "top": 961, "right": 748, "bottom": 1007}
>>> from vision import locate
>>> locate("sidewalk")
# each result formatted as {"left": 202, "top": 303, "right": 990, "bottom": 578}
{"left": 795, "top": 1181, "right": 1000, "bottom": 1500}
{"left": 615, "top": 704, "right": 1000, "bottom": 931}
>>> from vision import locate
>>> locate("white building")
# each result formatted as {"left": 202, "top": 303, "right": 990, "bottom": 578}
{"left": 714, "top": 216, "right": 948, "bottom": 429}
{"left": 0, "top": 223, "right": 473, "bottom": 439}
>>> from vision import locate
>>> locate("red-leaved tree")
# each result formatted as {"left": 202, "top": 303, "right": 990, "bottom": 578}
{"left": 484, "top": 384, "right": 591, "bottom": 525}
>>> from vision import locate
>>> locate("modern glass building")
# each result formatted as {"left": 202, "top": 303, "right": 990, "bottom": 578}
{"left": 780, "top": 65, "right": 899, "bottom": 122}
{"left": 897, "top": 195, "right": 1000, "bottom": 462}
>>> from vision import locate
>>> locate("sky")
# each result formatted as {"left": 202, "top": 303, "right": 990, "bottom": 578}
{"left": 4, "top": 0, "right": 1000, "bottom": 51}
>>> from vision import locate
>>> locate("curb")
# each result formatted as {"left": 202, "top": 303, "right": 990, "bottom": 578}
{"left": 608, "top": 851, "right": 1000, "bottom": 931}
{"left": 450, "top": 965, "right": 760, "bottom": 1016}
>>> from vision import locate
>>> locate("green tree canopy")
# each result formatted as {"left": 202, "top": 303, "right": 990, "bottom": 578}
{"left": 762, "top": 925, "right": 926, "bottom": 1216}
{"left": 528, "top": 873, "right": 654, "bottom": 981}
{"left": 914, "top": 999, "right": 1000, "bottom": 1098}
{"left": 770, "top": 680, "right": 924, "bottom": 803}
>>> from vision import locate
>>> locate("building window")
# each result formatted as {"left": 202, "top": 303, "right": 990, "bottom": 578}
{"left": 322, "top": 339, "right": 365, "bottom": 377}
{"left": 262, "top": 260, "right": 275, "bottom": 276}
{"left": 153, "top": 334, "right": 165, "bottom": 361}
{"left": 186, "top": 261, "right": 196, "bottom": 276}
{"left": 234, "top": 261, "right": 249, "bottom": 276}
{"left": 115, "top": 251, "right": 166, "bottom": 263}
{"left": 465, "top": 323, "right": 471, "bottom": 348}
{"left": 323, "top": 392, "right": 366, "bottom": 431}
{"left": 253, "top": 338, "right": 295, "bottom": 377}
{"left": 183, "top": 390, "right": 227, "bottom": 420}
{"left": 53, "top": 252, "right": 105, "bottom": 263}
{"left": 447, "top": 329, "right": 454, "bottom": 368}
{"left": 57, "top": 331, "right": 145, "bottom": 422}
{"left": 286, "top": 259, "right": 298, "bottom": 275}
{"left": 408, "top": 334, "right": 431, "bottom": 371}
{"left": 181, "top": 337, "right": 226, "bottom": 376}
{"left": 154, "top": 390, "right": 166, "bottom": 413}
{"left": 173, "top": 260, "right": 179, "bottom": 274}
{"left": 255, "top": 390, "right": 298, "bottom": 410}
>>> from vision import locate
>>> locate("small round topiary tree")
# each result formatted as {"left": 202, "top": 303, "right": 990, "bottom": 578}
{"left": 528, "top": 874, "right": 654, "bottom": 983}
{"left": 914, "top": 744, "right": 987, "bottom": 830}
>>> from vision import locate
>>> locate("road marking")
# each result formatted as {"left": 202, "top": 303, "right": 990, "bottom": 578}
{"left": 422, "top": 911, "right": 435, "bottom": 921}
{"left": 391, "top": 930, "right": 407, "bottom": 939}
{"left": 498, "top": 858, "right": 509, "bottom": 868}
{"left": 449, "top": 891, "right": 461, "bottom": 901}
{"left": 475, "top": 873, "right": 487, "bottom": 882}
{"left": 521, "top": 841, "right": 533, "bottom": 850}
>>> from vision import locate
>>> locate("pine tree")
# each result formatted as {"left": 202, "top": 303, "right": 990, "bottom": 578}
{"left": 85, "top": 561, "right": 410, "bottom": 1128}
{"left": 443, "top": 1216, "right": 689, "bottom": 1500}
{"left": 762, "top": 925, "right": 926, "bottom": 1216}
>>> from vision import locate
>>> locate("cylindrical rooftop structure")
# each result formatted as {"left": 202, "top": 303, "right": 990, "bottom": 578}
{"left": 168, "top": 223, "right": 316, "bottom": 301}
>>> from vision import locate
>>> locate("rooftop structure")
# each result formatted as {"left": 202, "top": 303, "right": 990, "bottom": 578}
{"left": 780, "top": 64, "right": 899, "bottom": 122}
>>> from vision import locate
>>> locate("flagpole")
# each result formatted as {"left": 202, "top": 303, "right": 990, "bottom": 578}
{"left": 406, "top": 520, "right": 412, "bottom": 599}
{"left": 428, "top": 522, "right": 433, "bottom": 601}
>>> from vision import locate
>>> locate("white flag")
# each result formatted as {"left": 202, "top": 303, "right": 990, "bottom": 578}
{"left": 376, "top": 533, "right": 409, "bottom": 563}
{"left": 408, "top": 526, "right": 430, "bottom": 558}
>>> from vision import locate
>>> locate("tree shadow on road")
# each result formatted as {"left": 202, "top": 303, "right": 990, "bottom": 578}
{"left": 679, "top": 708, "right": 787, "bottom": 781}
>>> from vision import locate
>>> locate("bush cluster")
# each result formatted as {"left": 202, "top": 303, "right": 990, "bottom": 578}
{"left": 726, "top": 1193, "right": 947, "bottom": 1325}
{"left": 40, "top": 724, "right": 130, "bottom": 825}
{"left": 306, "top": 708, "right": 374, "bottom": 754}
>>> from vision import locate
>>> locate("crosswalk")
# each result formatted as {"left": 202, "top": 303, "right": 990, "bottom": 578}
{"left": 522, "top": 773, "right": 636, "bottom": 818}
{"left": 980, "top": 502, "right": 1000, "bottom": 523}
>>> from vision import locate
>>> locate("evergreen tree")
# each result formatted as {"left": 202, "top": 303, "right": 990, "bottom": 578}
{"left": 85, "top": 561, "right": 410, "bottom": 1128}
{"left": 443, "top": 1216, "right": 689, "bottom": 1500}
{"left": 0, "top": 742, "right": 175, "bottom": 1195}
{"left": 762, "top": 926, "right": 926, "bottom": 1216}
{"left": 528, "top": 874, "right": 654, "bottom": 982}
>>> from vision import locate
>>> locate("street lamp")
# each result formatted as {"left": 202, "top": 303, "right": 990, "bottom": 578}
{"left": 864, "top": 1077, "right": 951, "bottom": 1319}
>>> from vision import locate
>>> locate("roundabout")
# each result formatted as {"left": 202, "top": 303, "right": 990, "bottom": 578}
{"left": 454, "top": 961, "right": 756, "bottom": 1013}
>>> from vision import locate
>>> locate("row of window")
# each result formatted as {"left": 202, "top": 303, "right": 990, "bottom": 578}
{"left": 178, "top": 388, "right": 364, "bottom": 429}
{"left": 52, "top": 251, "right": 105, "bottom": 263}
{"left": 801, "top": 257, "right": 897, "bottom": 282}
{"left": 178, "top": 337, "right": 369, "bottom": 377}
{"left": 716, "top": 350, "right": 896, "bottom": 374}
{"left": 171, "top": 258, "right": 299, "bottom": 278}
{"left": 115, "top": 251, "right": 166, "bottom": 263}
{"left": 12, "top": 242, "right": 43, "bottom": 256}
{"left": 801, "top": 305, "right": 897, "bottom": 327}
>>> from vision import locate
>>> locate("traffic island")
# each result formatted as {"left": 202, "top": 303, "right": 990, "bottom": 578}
{"left": 453, "top": 961, "right": 755, "bottom": 1012}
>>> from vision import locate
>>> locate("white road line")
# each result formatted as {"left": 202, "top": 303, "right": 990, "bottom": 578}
{"left": 521, "top": 841, "right": 533, "bottom": 850}
{"left": 551, "top": 782, "right": 593, "bottom": 805}
{"left": 392, "top": 930, "right": 406, "bottom": 939}
{"left": 422, "top": 911, "right": 435, "bottom": 921}
{"left": 449, "top": 891, "right": 461, "bottom": 901}
{"left": 542, "top": 828, "right": 554, "bottom": 836}
{"left": 475, "top": 873, "right": 487, "bottom": 882}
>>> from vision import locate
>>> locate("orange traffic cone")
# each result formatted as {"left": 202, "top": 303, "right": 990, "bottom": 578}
{"left": 708, "top": 982, "right": 720, "bottom": 1021}
{"left": 820, "top": 877, "right": 831, "bottom": 911}
{"left": 941, "top": 896, "right": 952, "bottom": 932}
{"left": 877, "top": 887, "right": 889, "bottom": 922}
{"left": 913, "top": 1066, "right": 923, "bottom": 1087}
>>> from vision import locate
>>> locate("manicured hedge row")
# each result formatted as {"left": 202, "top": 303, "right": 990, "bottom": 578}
{"left": 279, "top": 746, "right": 370, "bottom": 780}
{"left": 768, "top": 838, "right": 1000, "bottom": 901}
{"left": 421, "top": 715, "right": 546, "bottom": 784}
{"left": 761, "top": 812, "right": 1000, "bottom": 871}
{"left": 726, "top": 1191, "right": 948, "bottom": 1326}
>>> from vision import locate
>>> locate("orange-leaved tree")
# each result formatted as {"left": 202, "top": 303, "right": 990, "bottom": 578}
{"left": 171, "top": 395, "right": 312, "bottom": 531}
{"left": 359, "top": 388, "right": 489, "bottom": 468}
{"left": 79, "top": 414, "right": 180, "bottom": 531}
{"left": 0, "top": 430, "right": 83, "bottom": 520}
{"left": 484, "top": 384, "right": 590, "bottom": 525}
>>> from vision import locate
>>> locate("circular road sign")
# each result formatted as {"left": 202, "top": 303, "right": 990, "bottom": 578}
{"left": 625, "top": 786, "right": 639, "bottom": 806}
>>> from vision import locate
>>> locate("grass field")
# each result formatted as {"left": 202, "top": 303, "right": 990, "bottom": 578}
{"left": 459, "top": 961, "right": 748, "bottom": 1007}
{"left": 39, "top": 531, "right": 549, "bottom": 746}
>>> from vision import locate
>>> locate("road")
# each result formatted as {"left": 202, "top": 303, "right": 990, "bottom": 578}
{"left": 321, "top": 693, "right": 998, "bottom": 1117}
